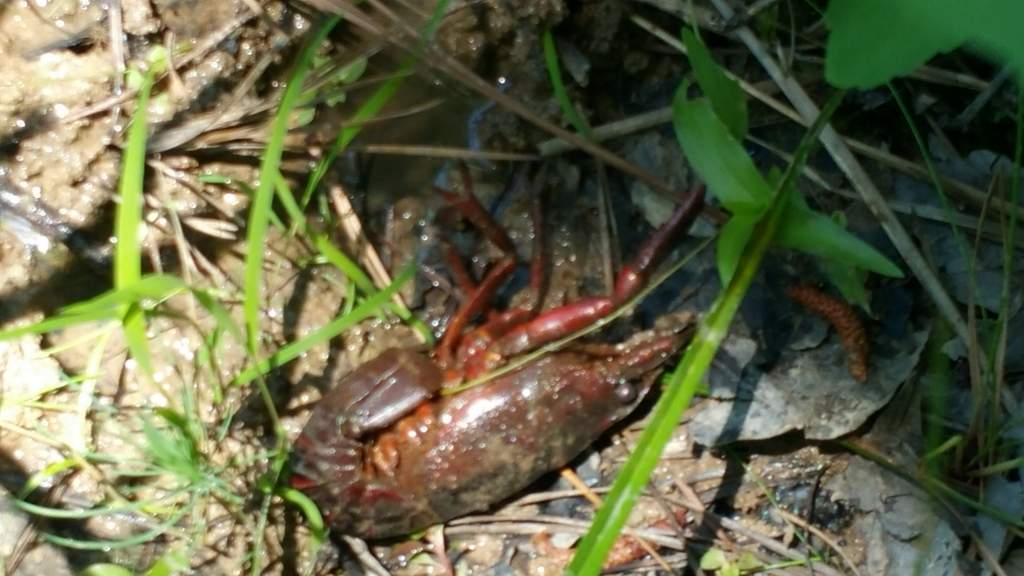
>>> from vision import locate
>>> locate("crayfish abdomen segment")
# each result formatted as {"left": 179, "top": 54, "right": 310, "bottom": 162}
{"left": 293, "top": 331, "right": 684, "bottom": 539}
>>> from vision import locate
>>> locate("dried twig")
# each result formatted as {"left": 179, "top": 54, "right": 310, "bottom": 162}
{"left": 329, "top": 185, "right": 425, "bottom": 343}
{"left": 353, "top": 144, "right": 537, "bottom": 162}
{"left": 65, "top": 13, "right": 257, "bottom": 122}
{"left": 340, "top": 535, "right": 391, "bottom": 576}
{"left": 559, "top": 468, "right": 674, "bottom": 572}
{"left": 775, "top": 508, "right": 864, "bottom": 576}
{"left": 447, "top": 514, "right": 685, "bottom": 549}
{"left": 955, "top": 64, "right": 1014, "bottom": 128}
{"left": 106, "top": 0, "right": 125, "bottom": 99}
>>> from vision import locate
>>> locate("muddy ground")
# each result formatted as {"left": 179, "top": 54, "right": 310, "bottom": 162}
{"left": 0, "top": 1, "right": 1022, "bottom": 575}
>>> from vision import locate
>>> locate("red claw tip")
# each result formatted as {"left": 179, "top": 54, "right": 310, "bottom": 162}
{"left": 289, "top": 472, "right": 318, "bottom": 490}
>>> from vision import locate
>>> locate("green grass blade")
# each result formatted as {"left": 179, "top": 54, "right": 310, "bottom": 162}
{"left": 887, "top": 83, "right": 969, "bottom": 269}
{"left": 203, "top": 174, "right": 286, "bottom": 230}
{"left": 115, "top": 68, "right": 154, "bottom": 288}
{"left": 312, "top": 234, "right": 375, "bottom": 293}
{"left": 313, "top": 234, "right": 433, "bottom": 343}
{"left": 839, "top": 439, "right": 1024, "bottom": 529}
{"left": 298, "top": 0, "right": 450, "bottom": 211}
{"left": 117, "top": 64, "right": 158, "bottom": 378}
{"left": 18, "top": 459, "right": 79, "bottom": 499}
{"left": 40, "top": 507, "right": 188, "bottom": 551}
{"left": 242, "top": 28, "right": 340, "bottom": 573}
{"left": 14, "top": 499, "right": 152, "bottom": 520}
{"left": 190, "top": 289, "right": 244, "bottom": 345}
{"left": 0, "top": 274, "right": 242, "bottom": 366}
{"left": 244, "top": 16, "right": 340, "bottom": 353}
{"left": 0, "top": 310, "right": 116, "bottom": 340}
{"left": 542, "top": 29, "right": 590, "bottom": 136}
{"left": 274, "top": 171, "right": 308, "bottom": 235}
{"left": 233, "top": 264, "right": 414, "bottom": 386}
{"left": 299, "top": 72, "right": 405, "bottom": 211}
{"left": 566, "top": 90, "right": 846, "bottom": 575}
{"left": 62, "top": 275, "right": 187, "bottom": 315}
{"left": 715, "top": 212, "right": 758, "bottom": 287}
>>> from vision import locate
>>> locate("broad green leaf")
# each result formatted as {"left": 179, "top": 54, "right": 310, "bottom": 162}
{"left": 672, "top": 87, "right": 771, "bottom": 212}
{"left": 961, "top": 2, "right": 1024, "bottom": 82}
{"left": 825, "top": 0, "right": 965, "bottom": 88}
{"left": 681, "top": 28, "right": 747, "bottom": 140}
{"left": 716, "top": 212, "right": 758, "bottom": 286}
{"left": 818, "top": 212, "right": 870, "bottom": 311}
{"left": 334, "top": 56, "right": 367, "bottom": 85}
{"left": 700, "top": 548, "right": 727, "bottom": 570}
{"left": 777, "top": 200, "right": 903, "bottom": 277}
{"left": 826, "top": 0, "right": 1024, "bottom": 88}
{"left": 820, "top": 256, "right": 870, "bottom": 311}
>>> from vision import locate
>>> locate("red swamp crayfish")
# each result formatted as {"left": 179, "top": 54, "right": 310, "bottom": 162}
{"left": 291, "top": 168, "right": 706, "bottom": 539}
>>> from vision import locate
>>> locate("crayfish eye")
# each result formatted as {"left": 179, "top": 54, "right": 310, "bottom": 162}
{"left": 614, "top": 382, "right": 637, "bottom": 404}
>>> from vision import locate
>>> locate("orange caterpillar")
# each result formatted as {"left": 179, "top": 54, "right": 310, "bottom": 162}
{"left": 786, "top": 285, "right": 869, "bottom": 381}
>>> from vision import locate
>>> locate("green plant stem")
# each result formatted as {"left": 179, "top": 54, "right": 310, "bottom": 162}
{"left": 244, "top": 16, "right": 340, "bottom": 354}
{"left": 242, "top": 17, "right": 339, "bottom": 576}
{"left": 567, "top": 89, "right": 846, "bottom": 575}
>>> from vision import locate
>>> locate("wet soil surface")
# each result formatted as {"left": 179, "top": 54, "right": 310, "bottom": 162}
{"left": 1, "top": 1, "right": 1021, "bottom": 575}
